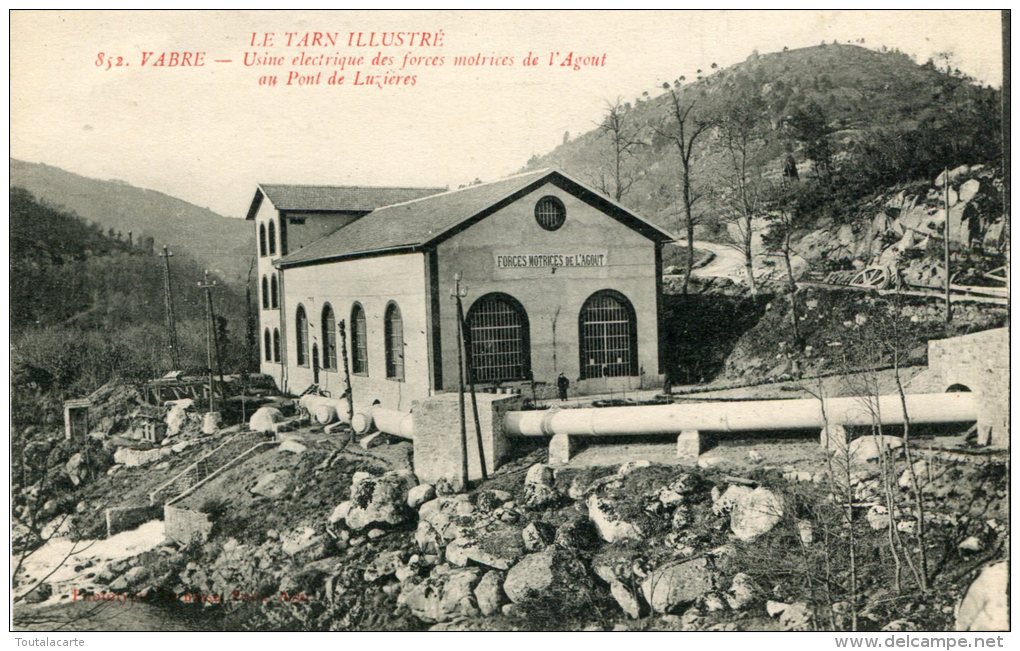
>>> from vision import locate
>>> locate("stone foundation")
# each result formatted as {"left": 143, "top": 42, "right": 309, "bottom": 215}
{"left": 927, "top": 328, "right": 1009, "bottom": 448}
{"left": 412, "top": 392, "right": 522, "bottom": 483}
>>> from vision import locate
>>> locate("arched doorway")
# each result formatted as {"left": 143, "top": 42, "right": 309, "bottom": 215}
{"left": 466, "top": 293, "right": 531, "bottom": 383}
{"left": 578, "top": 290, "right": 638, "bottom": 379}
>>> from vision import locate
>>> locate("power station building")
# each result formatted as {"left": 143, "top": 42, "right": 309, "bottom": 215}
{"left": 247, "top": 169, "right": 672, "bottom": 415}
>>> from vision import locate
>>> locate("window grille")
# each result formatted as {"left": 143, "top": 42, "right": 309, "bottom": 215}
{"left": 259, "top": 224, "right": 267, "bottom": 256}
{"left": 272, "top": 328, "right": 280, "bottom": 362}
{"left": 268, "top": 221, "right": 277, "bottom": 255}
{"left": 270, "top": 275, "right": 278, "bottom": 309}
{"left": 467, "top": 294, "right": 530, "bottom": 382}
{"left": 534, "top": 196, "right": 566, "bottom": 231}
{"left": 263, "top": 329, "right": 272, "bottom": 361}
{"left": 579, "top": 291, "right": 637, "bottom": 379}
{"left": 385, "top": 303, "right": 404, "bottom": 380}
{"left": 321, "top": 304, "right": 337, "bottom": 370}
{"left": 351, "top": 304, "right": 368, "bottom": 374}
{"left": 261, "top": 276, "right": 269, "bottom": 309}
{"left": 295, "top": 305, "right": 308, "bottom": 366}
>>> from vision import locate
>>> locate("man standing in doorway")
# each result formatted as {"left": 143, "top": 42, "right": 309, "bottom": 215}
{"left": 557, "top": 372, "right": 570, "bottom": 401}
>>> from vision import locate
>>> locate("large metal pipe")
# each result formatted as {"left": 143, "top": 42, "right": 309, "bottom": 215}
{"left": 299, "top": 394, "right": 350, "bottom": 425}
{"left": 360, "top": 406, "right": 415, "bottom": 440}
{"left": 504, "top": 392, "right": 978, "bottom": 438}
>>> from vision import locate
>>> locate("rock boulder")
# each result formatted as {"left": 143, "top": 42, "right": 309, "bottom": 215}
{"left": 587, "top": 494, "right": 643, "bottom": 543}
{"left": 523, "top": 464, "right": 558, "bottom": 508}
{"left": 729, "top": 487, "right": 784, "bottom": 541}
{"left": 399, "top": 565, "right": 481, "bottom": 623}
{"left": 249, "top": 406, "right": 283, "bottom": 433}
{"left": 955, "top": 561, "right": 1008, "bottom": 631}
{"left": 503, "top": 549, "right": 590, "bottom": 604}
{"left": 640, "top": 557, "right": 714, "bottom": 614}
{"left": 345, "top": 471, "right": 415, "bottom": 530}
{"left": 251, "top": 470, "right": 293, "bottom": 499}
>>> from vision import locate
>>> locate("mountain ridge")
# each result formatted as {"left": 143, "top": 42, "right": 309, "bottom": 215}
{"left": 10, "top": 159, "right": 255, "bottom": 285}
{"left": 522, "top": 43, "right": 1002, "bottom": 238}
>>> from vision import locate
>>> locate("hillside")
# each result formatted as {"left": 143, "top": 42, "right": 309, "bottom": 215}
{"left": 524, "top": 44, "right": 1002, "bottom": 238}
{"left": 10, "top": 188, "right": 253, "bottom": 412}
{"left": 10, "top": 159, "right": 254, "bottom": 284}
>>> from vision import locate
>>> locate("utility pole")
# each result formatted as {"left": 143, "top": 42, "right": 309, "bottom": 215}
{"left": 198, "top": 270, "right": 220, "bottom": 413}
{"left": 451, "top": 273, "right": 470, "bottom": 488}
{"left": 159, "top": 246, "right": 182, "bottom": 370}
{"left": 944, "top": 168, "right": 953, "bottom": 323}
{"left": 338, "top": 319, "right": 354, "bottom": 425}
{"left": 456, "top": 287, "right": 488, "bottom": 480}
{"left": 245, "top": 257, "right": 257, "bottom": 371}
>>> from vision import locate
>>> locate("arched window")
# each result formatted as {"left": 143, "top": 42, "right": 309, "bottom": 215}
{"left": 351, "top": 303, "right": 368, "bottom": 375}
{"left": 261, "top": 276, "right": 269, "bottom": 309}
{"left": 384, "top": 302, "right": 404, "bottom": 380}
{"left": 270, "top": 274, "right": 279, "bottom": 309}
{"left": 259, "top": 224, "right": 267, "bottom": 257}
{"left": 263, "top": 329, "right": 272, "bottom": 361}
{"left": 272, "top": 328, "right": 281, "bottom": 362}
{"left": 578, "top": 290, "right": 638, "bottom": 379}
{"left": 268, "top": 221, "right": 277, "bottom": 255}
{"left": 295, "top": 304, "right": 308, "bottom": 366}
{"left": 467, "top": 293, "right": 531, "bottom": 382}
{"left": 321, "top": 304, "right": 336, "bottom": 370}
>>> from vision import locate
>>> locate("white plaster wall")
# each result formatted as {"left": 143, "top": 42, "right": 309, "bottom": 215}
{"left": 253, "top": 199, "right": 284, "bottom": 389}
{"left": 435, "top": 181, "right": 661, "bottom": 393}
{"left": 280, "top": 252, "right": 431, "bottom": 413}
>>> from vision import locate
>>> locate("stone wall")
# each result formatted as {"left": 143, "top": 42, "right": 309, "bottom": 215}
{"left": 106, "top": 504, "right": 162, "bottom": 537}
{"left": 413, "top": 392, "right": 523, "bottom": 483}
{"left": 928, "top": 327, "right": 1009, "bottom": 448}
{"left": 164, "top": 504, "right": 214, "bottom": 545}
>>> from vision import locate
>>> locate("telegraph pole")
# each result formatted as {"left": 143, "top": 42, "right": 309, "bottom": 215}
{"left": 944, "top": 168, "right": 953, "bottom": 323}
{"left": 160, "top": 246, "right": 182, "bottom": 369}
{"left": 338, "top": 319, "right": 354, "bottom": 425}
{"left": 456, "top": 288, "right": 488, "bottom": 479}
{"left": 451, "top": 273, "right": 470, "bottom": 487}
{"left": 198, "top": 270, "right": 220, "bottom": 413}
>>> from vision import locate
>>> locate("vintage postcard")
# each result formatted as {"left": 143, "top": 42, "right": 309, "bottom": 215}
{"left": 8, "top": 8, "right": 1011, "bottom": 642}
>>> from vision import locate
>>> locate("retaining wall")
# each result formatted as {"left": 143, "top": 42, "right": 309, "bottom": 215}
{"left": 106, "top": 504, "right": 162, "bottom": 537}
{"left": 164, "top": 504, "right": 214, "bottom": 545}
{"left": 928, "top": 327, "right": 1009, "bottom": 448}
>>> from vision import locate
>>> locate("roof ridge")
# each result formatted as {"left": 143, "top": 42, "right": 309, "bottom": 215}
{"left": 258, "top": 182, "right": 446, "bottom": 191}
{"left": 366, "top": 168, "right": 552, "bottom": 212}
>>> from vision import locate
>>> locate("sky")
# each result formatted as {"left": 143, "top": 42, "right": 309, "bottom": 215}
{"left": 10, "top": 10, "right": 1006, "bottom": 218}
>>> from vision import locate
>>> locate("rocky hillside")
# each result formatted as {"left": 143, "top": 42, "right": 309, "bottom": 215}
{"left": 10, "top": 189, "right": 254, "bottom": 435}
{"left": 524, "top": 44, "right": 1001, "bottom": 239}
{"left": 655, "top": 163, "right": 1009, "bottom": 387}
{"left": 10, "top": 159, "right": 254, "bottom": 284}
{"left": 13, "top": 394, "right": 1007, "bottom": 631}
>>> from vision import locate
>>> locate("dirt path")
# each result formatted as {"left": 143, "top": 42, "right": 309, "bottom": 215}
{"left": 670, "top": 240, "right": 747, "bottom": 281}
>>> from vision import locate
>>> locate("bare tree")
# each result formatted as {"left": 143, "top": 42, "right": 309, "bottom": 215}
{"left": 716, "top": 85, "right": 771, "bottom": 295}
{"left": 593, "top": 97, "right": 646, "bottom": 203}
{"left": 762, "top": 178, "right": 808, "bottom": 348}
{"left": 655, "top": 80, "right": 712, "bottom": 295}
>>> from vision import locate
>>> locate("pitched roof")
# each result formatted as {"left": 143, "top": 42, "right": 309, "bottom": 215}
{"left": 275, "top": 169, "right": 675, "bottom": 268}
{"left": 246, "top": 183, "right": 445, "bottom": 218}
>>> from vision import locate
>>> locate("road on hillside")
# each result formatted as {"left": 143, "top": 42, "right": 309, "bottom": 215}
{"left": 669, "top": 240, "right": 748, "bottom": 282}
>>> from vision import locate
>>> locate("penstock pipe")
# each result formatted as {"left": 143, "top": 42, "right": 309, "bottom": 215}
{"left": 503, "top": 392, "right": 978, "bottom": 438}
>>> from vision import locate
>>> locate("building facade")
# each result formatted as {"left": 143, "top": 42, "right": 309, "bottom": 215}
{"left": 248, "top": 169, "right": 673, "bottom": 415}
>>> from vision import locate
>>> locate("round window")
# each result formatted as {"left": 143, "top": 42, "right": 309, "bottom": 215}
{"left": 534, "top": 196, "right": 566, "bottom": 231}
